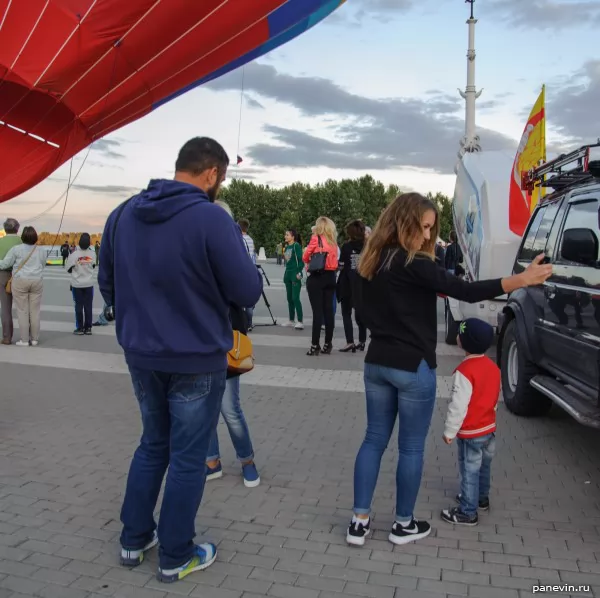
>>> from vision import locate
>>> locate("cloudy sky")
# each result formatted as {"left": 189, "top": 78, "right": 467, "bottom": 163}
{"left": 4, "top": 0, "right": 600, "bottom": 233}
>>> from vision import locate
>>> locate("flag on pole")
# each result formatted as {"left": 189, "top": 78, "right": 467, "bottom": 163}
{"left": 508, "top": 85, "right": 546, "bottom": 236}
{"left": 237, "top": 155, "right": 243, "bottom": 165}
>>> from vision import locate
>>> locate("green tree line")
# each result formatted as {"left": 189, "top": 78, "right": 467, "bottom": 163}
{"left": 220, "top": 175, "right": 454, "bottom": 256}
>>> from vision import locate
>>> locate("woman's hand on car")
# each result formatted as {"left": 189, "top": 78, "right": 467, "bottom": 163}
{"left": 521, "top": 253, "right": 553, "bottom": 287}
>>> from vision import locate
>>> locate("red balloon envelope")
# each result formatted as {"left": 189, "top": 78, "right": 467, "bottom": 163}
{"left": 0, "top": 0, "right": 345, "bottom": 203}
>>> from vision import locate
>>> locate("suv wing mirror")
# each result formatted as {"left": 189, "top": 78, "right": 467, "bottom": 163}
{"left": 561, "top": 228, "right": 599, "bottom": 266}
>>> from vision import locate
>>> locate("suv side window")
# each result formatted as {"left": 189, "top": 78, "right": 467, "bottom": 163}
{"left": 557, "top": 198, "right": 600, "bottom": 265}
{"left": 531, "top": 201, "right": 560, "bottom": 257}
{"left": 518, "top": 205, "right": 546, "bottom": 261}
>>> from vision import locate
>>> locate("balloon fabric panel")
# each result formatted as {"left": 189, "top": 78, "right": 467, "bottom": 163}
{"left": 0, "top": 0, "right": 345, "bottom": 203}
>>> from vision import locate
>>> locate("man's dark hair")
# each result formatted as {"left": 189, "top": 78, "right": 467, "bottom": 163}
{"left": 238, "top": 219, "right": 249, "bottom": 233}
{"left": 345, "top": 219, "right": 365, "bottom": 241}
{"left": 21, "top": 226, "right": 38, "bottom": 245}
{"left": 79, "top": 233, "right": 91, "bottom": 250}
{"left": 449, "top": 230, "right": 457, "bottom": 243}
{"left": 175, "top": 137, "right": 229, "bottom": 178}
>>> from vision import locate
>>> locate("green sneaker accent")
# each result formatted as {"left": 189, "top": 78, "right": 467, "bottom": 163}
{"left": 157, "top": 543, "right": 217, "bottom": 583}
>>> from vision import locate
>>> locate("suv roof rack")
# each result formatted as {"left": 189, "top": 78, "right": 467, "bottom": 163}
{"left": 521, "top": 141, "right": 600, "bottom": 199}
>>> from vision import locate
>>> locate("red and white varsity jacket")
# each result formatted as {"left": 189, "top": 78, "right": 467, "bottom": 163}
{"left": 443, "top": 354, "right": 501, "bottom": 440}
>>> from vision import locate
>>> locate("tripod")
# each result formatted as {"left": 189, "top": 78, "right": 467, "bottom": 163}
{"left": 252, "top": 265, "right": 277, "bottom": 326}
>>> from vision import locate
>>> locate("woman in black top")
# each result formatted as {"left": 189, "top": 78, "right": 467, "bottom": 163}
{"left": 345, "top": 192, "right": 552, "bottom": 548}
{"left": 337, "top": 219, "right": 367, "bottom": 352}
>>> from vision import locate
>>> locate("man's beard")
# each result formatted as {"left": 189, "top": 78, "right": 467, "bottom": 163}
{"left": 206, "top": 183, "right": 219, "bottom": 202}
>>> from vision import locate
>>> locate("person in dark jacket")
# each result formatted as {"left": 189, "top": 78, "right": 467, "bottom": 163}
{"left": 444, "top": 230, "right": 464, "bottom": 275}
{"left": 337, "top": 219, "right": 367, "bottom": 353}
{"left": 98, "top": 137, "right": 263, "bottom": 584}
{"left": 434, "top": 240, "right": 446, "bottom": 268}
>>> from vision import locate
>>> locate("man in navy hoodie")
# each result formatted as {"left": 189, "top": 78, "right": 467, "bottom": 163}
{"left": 98, "top": 137, "right": 262, "bottom": 583}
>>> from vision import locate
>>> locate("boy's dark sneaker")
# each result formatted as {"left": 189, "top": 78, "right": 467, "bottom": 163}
{"left": 84, "top": 328, "right": 92, "bottom": 335}
{"left": 346, "top": 517, "right": 370, "bottom": 546}
{"left": 73, "top": 328, "right": 84, "bottom": 335}
{"left": 455, "top": 493, "right": 489, "bottom": 511}
{"left": 388, "top": 519, "right": 431, "bottom": 545}
{"left": 441, "top": 506, "right": 478, "bottom": 526}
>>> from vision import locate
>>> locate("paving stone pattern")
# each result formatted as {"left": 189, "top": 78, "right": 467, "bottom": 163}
{"left": 0, "top": 265, "right": 599, "bottom": 597}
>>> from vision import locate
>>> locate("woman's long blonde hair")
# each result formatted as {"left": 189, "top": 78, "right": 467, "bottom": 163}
{"left": 357, "top": 192, "right": 439, "bottom": 281}
{"left": 314, "top": 216, "right": 337, "bottom": 247}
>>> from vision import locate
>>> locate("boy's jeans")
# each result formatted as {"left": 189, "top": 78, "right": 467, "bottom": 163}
{"left": 457, "top": 432, "right": 496, "bottom": 516}
{"left": 120, "top": 367, "right": 226, "bottom": 570}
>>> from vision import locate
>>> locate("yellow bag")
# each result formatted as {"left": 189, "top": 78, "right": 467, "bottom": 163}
{"left": 227, "top": 330, "right": 254, "bottom": 375}
{"left": 5, "top": 278, "right": 12, "bottom": 294}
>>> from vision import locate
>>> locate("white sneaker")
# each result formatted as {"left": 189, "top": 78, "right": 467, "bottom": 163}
{"left": 294, "top": 322, "right": 304, "bottom": 330}
{"left": 31, "top": 341, "right": 39, "bottom": 347}
{"left": 15, "top": 341, "right": 29, "bottom": 347}
{"left": 281, "top": 320, "right": 295, "bottom": 327}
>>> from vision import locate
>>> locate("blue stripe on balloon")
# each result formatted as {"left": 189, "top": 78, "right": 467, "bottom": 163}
{"left": 152, "top": 0, "right": 342, "bottom": 111}
{"left": 266, "top": 0, "right": 326, "bottom": 38}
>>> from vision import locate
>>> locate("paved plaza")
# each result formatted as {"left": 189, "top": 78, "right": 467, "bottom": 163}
{"left": 1, "top": 262, "right": 600, "bottom": 598}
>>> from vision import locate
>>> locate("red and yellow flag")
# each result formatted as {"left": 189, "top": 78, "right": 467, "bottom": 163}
{"left": 508, "top": 85, "right": 546, "bottom": 236}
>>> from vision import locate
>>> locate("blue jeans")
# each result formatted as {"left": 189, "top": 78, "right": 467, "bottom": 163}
{"left": 207, "top": 376, "right": 254, "bottom": 462}
{"left": 457, "top": 432, "right": 495, "bottom": 516}
{"left": 72, "top": 288, "right": 80, "bottom": 329}
{"left": 353, "top": 360, "right": 436, "bottom": 520}
{"left": 120, "top": 367, "right": 227, "bottom": 570}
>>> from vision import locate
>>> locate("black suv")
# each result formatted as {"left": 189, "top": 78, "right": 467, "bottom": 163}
{"left": 497, "top": 143, "right": 600, "bottom": 428}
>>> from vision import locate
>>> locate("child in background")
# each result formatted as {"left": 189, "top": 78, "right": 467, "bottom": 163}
{"left": 65, "top": 233, "right": 97, "bottom": 336}
{"left": 441, "top": 318, "right": 500, "bottom": 526}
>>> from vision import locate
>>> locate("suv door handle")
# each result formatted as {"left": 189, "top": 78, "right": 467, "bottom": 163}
{"left": 544, "top": 283, "right": 557, "bottom": 299}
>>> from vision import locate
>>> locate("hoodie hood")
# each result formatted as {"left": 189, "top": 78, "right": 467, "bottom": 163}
{"left": 131, "top": 179, "right": 210, "bottom": 224}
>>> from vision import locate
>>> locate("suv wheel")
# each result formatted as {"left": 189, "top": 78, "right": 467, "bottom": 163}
{"left": 501, "top": 319, "right": 551, "bottom": 416}
{"left": 445, "top": 300, "right": 459, "bottom": 345}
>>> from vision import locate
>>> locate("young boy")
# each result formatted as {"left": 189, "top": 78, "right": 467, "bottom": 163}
{"left": 441, "top": 318, "right": 501, "bottom": 526}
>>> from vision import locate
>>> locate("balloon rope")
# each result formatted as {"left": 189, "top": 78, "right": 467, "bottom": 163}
{"left": 236, "top": 66, "right": 245, "bottom": 168}
{"left": 39, "top": 155, "right": 74, "bottom": 271}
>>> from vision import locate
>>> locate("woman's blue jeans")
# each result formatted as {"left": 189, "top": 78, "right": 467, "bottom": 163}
{"left": 207, "top": 376, "right": 254, "bottom": 463}
{"left": 353, "top": 360, "right": 436, "bottom": 520}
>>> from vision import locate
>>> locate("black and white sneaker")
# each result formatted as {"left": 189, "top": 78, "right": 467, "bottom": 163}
{"left": 388, "top": 519, "right": 431, "bottom": 545}
{"left": 346, "top": 518, "right": 371, "bottom": 546}
{"left": 441, "top": 506, "right": 478, "bottom": 526}
{"left": 455, "top": 493, "right": 489, "bottom": 511}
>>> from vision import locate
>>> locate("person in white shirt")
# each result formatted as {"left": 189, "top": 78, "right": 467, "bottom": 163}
{"left": 0, "top": 226, "right": 47, "bottom": 346}
{"left": 238, "top": 219, "right": 257, "bottom": 330}
{"left": 65, "top": 233, "right": 97, "bottom": 335}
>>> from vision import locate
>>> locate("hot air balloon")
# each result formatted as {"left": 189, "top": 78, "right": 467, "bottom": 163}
{"left": 0, "top": 0, "right": 346, "bottom": 204}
